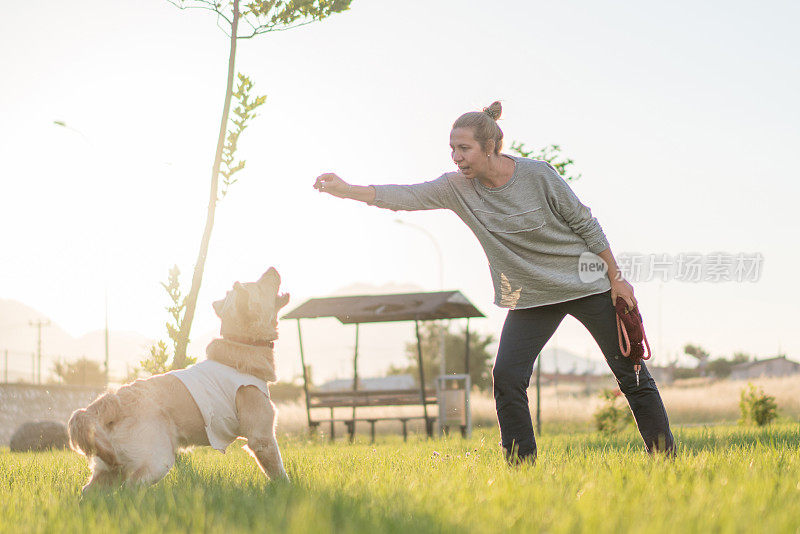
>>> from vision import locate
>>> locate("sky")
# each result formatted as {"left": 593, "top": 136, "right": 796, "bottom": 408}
{"left": 1, "top": 0, "right": 799, "bottom": 381}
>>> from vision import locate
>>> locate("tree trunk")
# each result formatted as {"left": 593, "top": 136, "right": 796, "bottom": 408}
{"left": 173, "top": 0, "right": 240, "bottom": 369}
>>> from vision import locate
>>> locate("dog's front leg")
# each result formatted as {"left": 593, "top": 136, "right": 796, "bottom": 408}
{"left": 245, "top": 437, "right": 289, "bottom": 481}
{"left": 82, "top": 459, "right": 123, "bottom": 494}
{"left": 236, "top": 385, "right": 289, "bottom": 482}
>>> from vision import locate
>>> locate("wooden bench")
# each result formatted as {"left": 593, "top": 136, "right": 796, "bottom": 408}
{"left": 307, "top": 388, "right": 437, "bottom": 442}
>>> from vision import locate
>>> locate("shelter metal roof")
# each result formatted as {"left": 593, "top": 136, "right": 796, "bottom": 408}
{"left": 281, "top": 291, "right": 484, "bottom": 324}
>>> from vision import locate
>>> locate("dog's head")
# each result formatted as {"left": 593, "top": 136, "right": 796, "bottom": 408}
{"left": 212, "top": 267, "right": 290, "bottom": 343}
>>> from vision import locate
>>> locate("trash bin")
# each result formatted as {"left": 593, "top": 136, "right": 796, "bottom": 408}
{"left": 436, "top": 374, "right": 471, "bottom": 438}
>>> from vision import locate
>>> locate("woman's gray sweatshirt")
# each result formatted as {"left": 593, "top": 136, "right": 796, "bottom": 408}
{"left": 369, "top": 155, "right": 611, "bottom": 309}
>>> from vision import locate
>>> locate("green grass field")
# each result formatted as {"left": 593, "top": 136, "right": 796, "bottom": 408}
{"left": 2, "top": 424, "right": 799, "bottom": 533}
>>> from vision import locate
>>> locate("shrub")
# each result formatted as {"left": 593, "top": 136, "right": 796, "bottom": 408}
{"left": 672, "top": 367, "right": 701, "bottom": 380}
{"left": 140, "top": 266, "right": 197, "bottom": 375}
{"left": 593, "top": 389, "right": 632, "bottom": 434}
{"left": 739, "top": 383, "right": 778, "bottom": 426}
{"left": 269, "top": 381, "right": 304, "bottom": 403}
{"left": 52, "top": 357, "right": 105, "bottom": 386}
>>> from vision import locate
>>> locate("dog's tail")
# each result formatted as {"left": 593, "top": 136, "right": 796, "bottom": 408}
{"left": 68, "top": 391, "right": 121, "bottom": 467}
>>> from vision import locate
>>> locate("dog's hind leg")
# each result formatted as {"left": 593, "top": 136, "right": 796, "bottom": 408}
{"left": 119, "top": 418, "right": 176, "bottom": 487}
{"left": 236, "top": 385, "right": 289, "bottom": 482}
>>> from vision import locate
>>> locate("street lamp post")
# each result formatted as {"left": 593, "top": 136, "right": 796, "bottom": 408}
{"left": 393, "top": 219, "right": 443, "bottom": 291}
{"left": 394, "top": 219, "right": 448, "bottom": 434}
{"left": 53, "top": 120, "right": 110, "bottom": 385}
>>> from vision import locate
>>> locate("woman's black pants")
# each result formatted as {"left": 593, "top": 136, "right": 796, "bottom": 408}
{"left": 493, "top": 290, "right": 674, "bottom": 460}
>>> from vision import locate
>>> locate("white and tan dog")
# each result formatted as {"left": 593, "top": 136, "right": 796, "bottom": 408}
{"left": 68, "top": 268, "right": 290, "bottom": 491}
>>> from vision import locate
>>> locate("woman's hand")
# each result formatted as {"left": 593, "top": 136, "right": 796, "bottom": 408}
{"left": 314, "top": 173, "right": 352, "bottom": 199}
{"left": 596, "top": 247, "right": 637, "bottom": 308}
{"left": 610, "top": 277, "right": 637, "bottom": 308}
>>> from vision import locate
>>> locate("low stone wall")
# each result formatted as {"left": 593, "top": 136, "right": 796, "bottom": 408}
{"left": 0, "top": 384, "right": 104, "bottom": 446}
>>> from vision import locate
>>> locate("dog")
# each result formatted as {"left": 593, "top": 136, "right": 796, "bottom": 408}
{"left": 68, "top": 267, "right": 291, "bottom": 492}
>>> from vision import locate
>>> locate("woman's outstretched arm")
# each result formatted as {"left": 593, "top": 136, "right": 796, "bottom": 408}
{"left": 314, "top": 172, "right": 454, "bottom": 211}
{"left": 313, "top": 173, "right": 376, "bottom": 203}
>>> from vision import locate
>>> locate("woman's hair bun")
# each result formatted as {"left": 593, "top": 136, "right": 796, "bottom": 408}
{"left": 452, "top": 101, "right": 505, "bottom": 154}
{"left": 482, "top": 101, "right": 502, "bottom": 121}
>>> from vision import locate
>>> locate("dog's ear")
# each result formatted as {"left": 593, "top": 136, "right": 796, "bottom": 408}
{"left": 233, "top": 283, "right": 250, "bottom": 316}
{"left": 276, "top": 292, "right": 290, "bottom": 310}
{"left": 259, "top": 267, "right": 280, "bottom": 287}
{"left": 212, "top": 299, "right": 225, "bottom": 318}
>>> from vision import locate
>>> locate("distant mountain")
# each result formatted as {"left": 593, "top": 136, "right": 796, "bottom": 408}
{"left": 0, "top": 299, "right": 78, "bottom": 356}
{"left": 0, "top": 285, "right": 428, "bottom": 384}
{"left": 3, "top": 285, "right": 606, "bottom": 385}
{"left": 0, "top": 298, "right": 152, "bottom": 382}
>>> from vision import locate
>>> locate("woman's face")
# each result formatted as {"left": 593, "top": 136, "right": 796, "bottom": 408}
{"left": 450, "top": 127, "right": 490, "bottom": 179}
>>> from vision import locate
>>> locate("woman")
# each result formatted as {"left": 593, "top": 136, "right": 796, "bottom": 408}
{"left": 313, "top": 101, "right": 674, "bottom": 461}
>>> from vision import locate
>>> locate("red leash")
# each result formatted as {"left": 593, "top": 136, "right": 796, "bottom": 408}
{"left": 614, "top": 297, "right": 651, "bottom": 385}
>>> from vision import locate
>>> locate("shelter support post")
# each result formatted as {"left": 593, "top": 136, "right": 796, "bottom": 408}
{"left": 350, "top": 323, "right": 360, "bottom": 443}
{"left": 414, "top": 319, "right": 432, "bottom": 437}
{"left": 296, "top": 319, "right": 313, "bottom": 432}
{"left": 465, "top": 318, "right": 472, "bottom": 438}
{"left": 465, "top": 318, "right": 470, "bottom": 377}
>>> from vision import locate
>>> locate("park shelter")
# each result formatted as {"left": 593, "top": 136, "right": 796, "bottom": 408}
{"left": 282, "top": 291, "right": 485, "bottom": 440}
